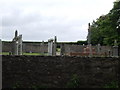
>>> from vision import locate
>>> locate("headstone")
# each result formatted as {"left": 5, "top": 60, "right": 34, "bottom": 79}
{"left": 53, "top": 36, "right": 57, "bottom": 56}
{"left": 87, "top": 23, "right": 92, "bottom": 57}
{"left": 113, "top": 40, "right": 118, "bottom": 57}
{"left": 18, "top": 35, "right": 22, "bottom": 55}
{"left": 12, "top": 30, "right": 23, "bottom": 55}
{"left": 15, "top": 30, "right": 18, "bottom": 38}
{"left": 12, "top": 39, "right": 18, "bottom": 55}
{"left": 48, "top": 39, "right": 54, "bottom": 56}
{"left": 87, "top": 23, "right": 91, "bottom": 45}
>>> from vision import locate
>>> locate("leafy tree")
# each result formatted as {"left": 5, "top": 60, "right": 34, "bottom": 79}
{"left": 77, "top": 40, "right": 87, "bottom": 45}
{"left": 90, "top": 1, "right": 120, "bottom": 46}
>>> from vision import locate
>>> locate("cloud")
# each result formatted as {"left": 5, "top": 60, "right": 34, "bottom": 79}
{"left": 1, "top": 0, "right": 115, "bottom": 42}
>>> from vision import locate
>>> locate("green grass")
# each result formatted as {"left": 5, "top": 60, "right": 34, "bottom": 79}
{"left": 23, "top": 53, "right": 47, "bottom": 56}
{"left": 1, "top": 52, "right": 48, "bottom": 56}
{"left": 57, "top": 48, "right": 61, "bottom": 52}
{"left": 0, "top": 52, "right": 9, "bottom": 55}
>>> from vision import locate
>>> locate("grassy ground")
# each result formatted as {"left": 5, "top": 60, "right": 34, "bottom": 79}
{"left": 0, "top": 52, "right": 9, "bottom": 55}
{"left": 1, "top": 52, "right": 48, "bottom": 56}
{"left": 23, "top": 53, "right": 48, "bottom": 56}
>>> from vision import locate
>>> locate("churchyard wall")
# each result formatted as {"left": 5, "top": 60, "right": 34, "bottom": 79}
{"left": 2, "top": 42, "right": 113, "bottom": 56}
{"left": 2, "top": 42, "right": 12, "bottom": 52}
{"left": 63, "top": 44, "right": 112, "bottom": 56}
{"left": 2, "top": 55, "right": 119, "bottom": 88}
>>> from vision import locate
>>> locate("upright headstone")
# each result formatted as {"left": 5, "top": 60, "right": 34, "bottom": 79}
{"left": 18, "top": 35, "right": 22, "bottom": 55}
{"left": 48, "top": 39, "right": 53, "bottom": 56}
{"left": 87, "top": 23, "right": 92, "bottom": 57}
{"left": 15, "top": 30, "right": 18, "bottom": 38}
{"left": 87, "top": 23, "right": 91, "bottom": 45}
{"left": 12, "top": 30, "right": 23, "bottom": 55}
{"left": 113, "top": 40, "right": 118, "bottom": 57}
{"left": 12, "top": 30, "right": 18, "bottom": 55}
{"left": 53, "top": 36, "right": 57, "bottom": 56}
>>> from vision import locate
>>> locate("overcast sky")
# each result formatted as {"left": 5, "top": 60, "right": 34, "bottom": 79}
{"left": 0, "top": 0, "right": 115, "bottom": 42}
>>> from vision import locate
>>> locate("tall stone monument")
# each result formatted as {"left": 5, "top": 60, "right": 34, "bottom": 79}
{"left": 12, "top": 30, "right": 23, "bottom": 55}
{"left": 87, "top": 23, "right": 92, "bottom": 57}
{"left": 53, "top": 36, "right": 57, "bottom": 56}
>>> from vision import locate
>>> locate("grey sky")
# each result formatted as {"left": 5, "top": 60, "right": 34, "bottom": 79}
{"left": 0, "top": 0, "right": 115, "bottom": 42}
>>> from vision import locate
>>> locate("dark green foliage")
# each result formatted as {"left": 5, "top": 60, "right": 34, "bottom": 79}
{"left": 13, "top": 82, "right": 21, "bottom": 88}
{"left": 103, "top": 81, "right": 119, "bottom": 88}
{"left": 66, "top": 74, "right": 80, "bottom": 88}
{"left": 30, "top": 85, "right": 48, "bottom": 89}
{"left": 77, "top": 40, "right": 87, "bottom": 45}
{"left": 90, "top": 1, "right": 120, "bottom": 46}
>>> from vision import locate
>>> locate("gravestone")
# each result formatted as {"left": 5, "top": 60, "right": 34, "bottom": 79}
{"left": 113, "top": 40, "right": 118, "bottom": 57}
{"left": 48, "top": 39, "right": 54, "bottom": 56}
{"left": 53, "top": 36, "right": 57, "bottom": 56}
{"left": 87, "top": 23, "right": 92, "bottom": 57}
{"left": 48, "top": 36, "right": 57, "bottom": 56}
{"left": 87, "top": 23, "right": 91, "bottom": 45}
{"left": 12, "top": 30, "right": 22, "bottom": 55}
{"left": 18, "top": 35, "right": 22, "bottom": 55}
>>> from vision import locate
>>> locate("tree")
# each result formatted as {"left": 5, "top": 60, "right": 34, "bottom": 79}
{"left": 90, "top": 1, "right": 120, "bottom": 46}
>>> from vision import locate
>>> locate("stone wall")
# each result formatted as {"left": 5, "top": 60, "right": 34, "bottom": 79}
{"left": 23, "top": 43, "right": 48, "bottom": 53}
{"left": 2, "top": 55, "right": 119, "bottom": 88}
{"left": 2, "top": 42, "right": 48, "bottom": 53}
{"left": 63, "top": 44, "right": 112, "bottom": 56}
{"left": 2, "top": 42, "right": 12, "bottom": 52}
{"left": 2, "top": 42, "right": 113, "bottom": 56}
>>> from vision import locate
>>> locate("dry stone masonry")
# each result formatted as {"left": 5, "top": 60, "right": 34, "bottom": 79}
{"left": 2, "top": 55, "right": 119, "bottom": 88}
